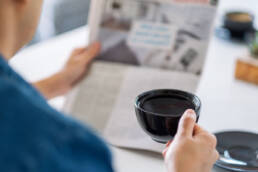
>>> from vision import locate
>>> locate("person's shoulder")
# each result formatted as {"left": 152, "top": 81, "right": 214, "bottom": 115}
{"left": 0, "top": 73, "right": 24, "bottom": 101}
{"left": 0, "top": 74, "right": 114, "bottom": 171}
{"left": 0, "top": 74, "right": 41, "bottom": 123}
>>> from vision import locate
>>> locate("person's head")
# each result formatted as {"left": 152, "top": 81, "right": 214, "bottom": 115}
{"left": 0, "top": 0, "right": 43, "bottom": 59}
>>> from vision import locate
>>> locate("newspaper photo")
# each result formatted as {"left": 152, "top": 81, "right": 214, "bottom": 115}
{"left": 89, "top": 0, "right": 218, "bottom": 74}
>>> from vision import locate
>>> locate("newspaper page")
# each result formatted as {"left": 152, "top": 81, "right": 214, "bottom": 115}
{"left": 64, "top": 62, "right": 129, "bottom": 133}
{"left": 89, "top": 0, "right": 218, "bottom": 75}
{"left": 65, "top": 61, "right": 200, "bottom": 153}
{"left": 103, "top": 65, "right": 199, "bottom": 153}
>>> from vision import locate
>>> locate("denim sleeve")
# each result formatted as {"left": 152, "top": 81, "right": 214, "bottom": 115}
{"left": 0, "top": 76, "right": 114, "bottom": 172}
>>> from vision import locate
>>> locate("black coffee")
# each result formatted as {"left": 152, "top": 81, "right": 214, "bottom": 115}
{"left": 141, "top": 95, "right": 195, "bottom": 115}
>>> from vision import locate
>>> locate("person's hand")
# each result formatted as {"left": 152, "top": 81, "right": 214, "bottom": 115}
{"left": 34, "top": 42, "right": 101, "bottom": 99}
{"left": 59, "top": 42, "right": 101, "bottom": 88}
{"left": 163, "top": 109, "right": 219, "bottom": 172}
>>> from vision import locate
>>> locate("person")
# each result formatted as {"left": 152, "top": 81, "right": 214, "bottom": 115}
{"left": 0, "top": 0, "right": 219, "bottom": 171}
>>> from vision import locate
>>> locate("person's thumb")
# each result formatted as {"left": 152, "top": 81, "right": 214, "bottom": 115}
{"left": 176, "top": 109, "right": 197, "bottom": 138}
{"left": 82, "top": 42, "right": 101, "bottom": 64}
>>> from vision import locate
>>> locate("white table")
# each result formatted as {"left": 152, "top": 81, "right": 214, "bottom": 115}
{"left": 10, "top": 0, "right": 258, "bottom": 171}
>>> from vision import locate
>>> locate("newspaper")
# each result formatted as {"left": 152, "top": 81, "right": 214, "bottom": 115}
{"left": 64, "top": 0, "right": 217, "bottom": 153}
{"left": 88, "top": 0, "right": 218, "bottom": 75}
{"left": 65, "top": 61, "right": 199, "bottom": 153}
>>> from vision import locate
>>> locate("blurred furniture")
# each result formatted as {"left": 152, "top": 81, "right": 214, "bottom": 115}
{"left": 54, "top": 0, "right": 90, "bottom": 34}
{"left": 235, "top": 56, "right": 258, "bottom": 85}
{"left": 10, "top": 0, "right": 258, "bottom": 172}
{"left": 33, "top": 0, "right": 90, "bottom": 44}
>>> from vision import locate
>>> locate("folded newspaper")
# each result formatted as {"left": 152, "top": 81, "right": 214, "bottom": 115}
{"left": 64, "top": 0, "right": 218, "bottom": 153}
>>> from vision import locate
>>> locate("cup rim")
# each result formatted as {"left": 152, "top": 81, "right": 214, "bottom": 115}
{"left": 225, "top": 11, "right": 254, "bottom": 23}
{"left": 134, "top": 89, "right": 201, "bottom": 117}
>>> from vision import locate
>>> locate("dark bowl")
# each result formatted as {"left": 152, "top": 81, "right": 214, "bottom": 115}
{"left": 135, "top": 89, "right": 201, "bottom": 144}
{"left": 224, "top": 11, "right": 255, "bottom": 38}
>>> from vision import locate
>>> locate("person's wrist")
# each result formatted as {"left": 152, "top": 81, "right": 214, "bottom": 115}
{"left": 49, "top": 71, "right": 72, "bottom": 96}
{"left": 34, "top": 71, "right": 71, "bottom": 99}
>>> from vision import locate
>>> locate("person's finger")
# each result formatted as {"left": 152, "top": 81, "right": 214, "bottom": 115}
{"left": 193, "top": 124, "right": 203, "bottom": 136}
{"left": 176, "top": 109, "right": 196, "bottom": 138}
{"left": 193, "top": 125, "right": 217, "bottom": 149}
{"left": 71, "top": 47, "right": 87, "bottom": 56}
{"left": 163, "top": 140, "right": 173, "bottom": 157}
{"left": 166, "top": 140, "right": 172, "bottom": 148}
{"left": 162, "top": 147, "right": 169, "bottom": 157}
{"left": 213, "top": 150, "right": 220, "bottom": 162}
{"left": 193, "top": 124, "right": 211, "bottom": 137}
{"left": 82, "top": 42, "right": 101, "bottom": 64}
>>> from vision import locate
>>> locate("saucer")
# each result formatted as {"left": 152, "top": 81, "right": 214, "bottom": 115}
{"left": 215, "top": 131, "right": 258, "bottom": 172}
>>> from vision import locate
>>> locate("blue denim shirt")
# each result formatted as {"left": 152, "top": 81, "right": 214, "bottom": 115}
{"left": 0, "top": 55, "right": 113, "bottom": 172}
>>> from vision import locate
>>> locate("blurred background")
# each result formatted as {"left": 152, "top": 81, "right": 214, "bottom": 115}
{"left": 31, "top": 0, "right": 91, "bottom": 45}
{"left": 32, "top": 0, "right": 258, "bottom": 45}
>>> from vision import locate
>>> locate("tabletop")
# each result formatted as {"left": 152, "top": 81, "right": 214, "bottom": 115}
{"left": 10, "top": 0, "right": 258, "bottom": 172}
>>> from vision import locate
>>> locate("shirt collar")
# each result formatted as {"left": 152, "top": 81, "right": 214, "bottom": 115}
{"left": 0, "top": 54, "right": 10, "bottom": 73}
{"left": 0, "top": 53, "right": 22, "bottom": 81}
